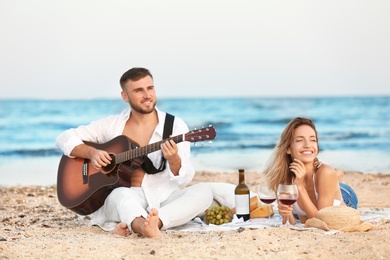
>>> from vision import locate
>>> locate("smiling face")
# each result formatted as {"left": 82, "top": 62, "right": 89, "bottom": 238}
{"left": 287, "top": 124, "right": 319, "bottom": 163}
{"left": 121, "top": 75, "right": 156, "bottom": 114}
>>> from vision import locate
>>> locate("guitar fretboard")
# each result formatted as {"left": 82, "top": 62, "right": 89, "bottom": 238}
{"left": 115, "top": 134, "right": 184, "bottom": 164}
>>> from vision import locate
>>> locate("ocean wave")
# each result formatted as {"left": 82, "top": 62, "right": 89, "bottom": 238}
{"left": 0, "top": 148, "right": 62, "bottom": 157}
{"left": 323, "top": 131, "right": 390, "bottom": 140}
{"left": 245, "top": 118, "right": 292, "bottom": 125}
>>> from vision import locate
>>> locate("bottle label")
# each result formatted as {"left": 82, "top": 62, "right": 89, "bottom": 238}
{"left": 235, "top": 194, "right": 250, "bottom": 214}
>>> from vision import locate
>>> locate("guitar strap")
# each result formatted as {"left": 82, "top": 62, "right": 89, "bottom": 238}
{"left": 141, "top": 113, "right": 175, "bottom": 174}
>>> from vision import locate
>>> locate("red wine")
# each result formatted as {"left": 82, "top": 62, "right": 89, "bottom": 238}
{"left": 279, "top": 198, "right": 297, "bottom": 205}
{"left": 260, "top": 198, "right": 276, "bottom": 204}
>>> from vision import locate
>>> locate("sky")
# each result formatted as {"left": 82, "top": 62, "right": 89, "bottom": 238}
{"left": 1, "top": 0, "right": 389, "bottom": 100}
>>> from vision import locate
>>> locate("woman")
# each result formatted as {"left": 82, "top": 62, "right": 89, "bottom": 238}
{"left": 263, "top": 117, "right": 358, "bottom": 224}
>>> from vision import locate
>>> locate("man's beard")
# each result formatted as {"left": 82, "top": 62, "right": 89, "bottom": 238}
{"left": 129, "top": 99, "right": 156, "bottom": 114}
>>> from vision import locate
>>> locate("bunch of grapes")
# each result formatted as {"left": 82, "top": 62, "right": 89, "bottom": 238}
{"left": 204, "top": 205, "right": 233, "bottom": 225}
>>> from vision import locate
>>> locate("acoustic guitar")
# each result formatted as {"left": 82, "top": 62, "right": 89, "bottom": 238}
{"left": 57, "top": 126, "right": 216, "bottom": 215}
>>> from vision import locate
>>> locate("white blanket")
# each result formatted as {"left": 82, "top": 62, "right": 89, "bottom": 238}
{"left": 92, "top": 182, "right": 390, "bottom": 233}
{"left": 169, "top": 208, "right": 390, "bottom": 233}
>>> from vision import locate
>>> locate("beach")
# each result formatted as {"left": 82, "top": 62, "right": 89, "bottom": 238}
{"left": 2, "top": 0, "right": 390, "bottom": 257}
{"left": 1, "top": 171, "right": 389, "bottom": 259}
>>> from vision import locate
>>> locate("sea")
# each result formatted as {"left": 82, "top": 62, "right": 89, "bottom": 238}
{"left": 1, "top": 96, "right": 389, "bottom": 186}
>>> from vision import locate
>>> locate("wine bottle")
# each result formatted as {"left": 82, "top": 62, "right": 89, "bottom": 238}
{"left": 234, "top": 169, "right": 250, "bottom": 221}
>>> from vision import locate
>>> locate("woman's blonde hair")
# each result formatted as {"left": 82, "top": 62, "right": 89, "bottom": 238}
{"left": 263, "top": 117, "right": 319, "bottom": 191}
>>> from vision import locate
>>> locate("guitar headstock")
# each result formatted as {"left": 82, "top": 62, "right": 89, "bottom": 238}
{"left": 185, "top": 126, "right": 216, "bottom": 143}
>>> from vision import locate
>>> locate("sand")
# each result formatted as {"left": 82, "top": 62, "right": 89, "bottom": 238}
{"left": 1, "top": 171, "right": 390, "bottom": 259}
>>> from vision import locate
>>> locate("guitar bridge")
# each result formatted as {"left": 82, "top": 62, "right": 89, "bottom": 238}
{"left": 82, "top": 159, "right": 89, "bottom": 184}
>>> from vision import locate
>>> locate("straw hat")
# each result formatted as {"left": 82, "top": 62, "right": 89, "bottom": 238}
{"left": 304, "top": 206, "right": 374, "bottom": 232}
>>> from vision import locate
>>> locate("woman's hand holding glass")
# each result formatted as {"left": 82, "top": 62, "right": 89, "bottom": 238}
{"left": 277, "top": 184, "right": 299, "bottom": 226}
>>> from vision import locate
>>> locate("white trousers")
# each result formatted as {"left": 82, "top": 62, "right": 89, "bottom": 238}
{"left": 96, "top": 182, "right": 214, "bottom": 230}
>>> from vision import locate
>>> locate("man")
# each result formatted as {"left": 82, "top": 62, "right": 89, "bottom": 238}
{"left": 56, "top": 67, "right": 213, "bottom": 238}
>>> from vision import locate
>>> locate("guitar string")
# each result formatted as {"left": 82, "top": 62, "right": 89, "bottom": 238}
{"left": 113, "top": 128, "right": 214, "bottom": 164}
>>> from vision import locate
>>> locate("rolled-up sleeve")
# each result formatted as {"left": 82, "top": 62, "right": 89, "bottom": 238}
{"left": 55, "top": 130, "right": 85, "bottom": 157}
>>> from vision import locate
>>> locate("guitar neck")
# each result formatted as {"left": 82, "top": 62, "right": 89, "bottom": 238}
{"left": 115, "top": 134, "right": 184, "bottom": 164}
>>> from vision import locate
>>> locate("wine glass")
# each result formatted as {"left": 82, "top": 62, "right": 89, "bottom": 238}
{"left": 277, "top": 184, "right": 299, "bottom": 226}
{"left": 258, "top": 185, "right": 276, "bottom": 219}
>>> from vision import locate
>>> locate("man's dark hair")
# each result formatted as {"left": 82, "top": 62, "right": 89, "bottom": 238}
{"left": 120, "top": 67, "right": 153, "bottom": 89}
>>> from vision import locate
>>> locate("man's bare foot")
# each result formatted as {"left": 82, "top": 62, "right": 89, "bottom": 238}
{"left": 131, "top": 208, "right": 163, "bottom": 238}
{"left": 112, "top": 222, "right": 131, "bottom": 237}
{"left": 130, "top": 208, "right": 161, "bottom": 238}
{"left": 142, "top": 208, "right": 162, "bottom": 238}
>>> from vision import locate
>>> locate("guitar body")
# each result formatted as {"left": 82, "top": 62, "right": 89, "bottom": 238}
{"left": 57, "top": 135, "right": 142, "bottom": 215}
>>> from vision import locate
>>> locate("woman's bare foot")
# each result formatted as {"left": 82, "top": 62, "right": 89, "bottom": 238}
{"left": 112, "top": 222, "right": 131, "bottom": 237}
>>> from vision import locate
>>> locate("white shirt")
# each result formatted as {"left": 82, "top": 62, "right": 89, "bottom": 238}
{"left": 55, "top": 107, "right": 195, "bottom": 210}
